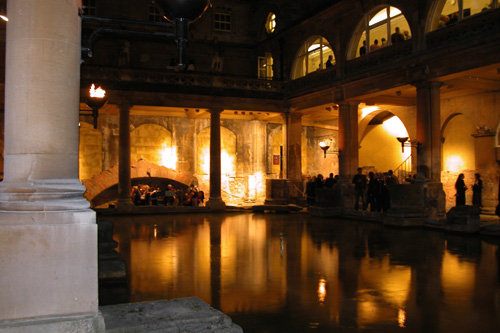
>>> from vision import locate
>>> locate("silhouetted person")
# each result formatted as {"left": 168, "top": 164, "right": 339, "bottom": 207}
{"left": 325, "top": 55, "right": 334, "bottom": 68}
{"left": 325, "top": 173, "right": 336, "bottom": 188}
{"left": 391, "top": 27, "right": 405, "bottom": 44}
{"left": 455, "top": 173, "right": 467, "bottom": 206}
{"left": 359, "top": 40, "right": 367, "bottom": 55}
{"left": 352, "top": 168, "right": 367, "bottom": 210}
{"left": 370, "top": 39, "right": 380, "bottom": 51}
{"left": 472, "top": 173, "right": 483, "bottom": 209}
{"left": 367, "top": 172, "right": 379, "bottom": 212}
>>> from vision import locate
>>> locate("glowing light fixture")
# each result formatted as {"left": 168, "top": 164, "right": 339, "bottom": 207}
{"left": 319, "top": 138, "right": 340, "bottom": 158}
{"left": 396, "top": 136, "right": 421, "bottom": 153}
{"left": 85, "top": 84, "right": 108, "bottom": 129}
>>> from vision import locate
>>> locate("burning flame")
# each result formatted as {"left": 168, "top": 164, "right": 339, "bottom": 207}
{"left": 89, "top": 84, "right": 106, "bottom": 98}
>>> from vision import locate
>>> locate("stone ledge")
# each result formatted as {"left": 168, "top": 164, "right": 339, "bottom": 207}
{"left": 100, "top": 298, "right": 242, "bottom": 333}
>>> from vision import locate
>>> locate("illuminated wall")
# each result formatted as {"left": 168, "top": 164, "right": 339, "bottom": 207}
{"left": 442, "top": 114, "right": 475, "bottom": 172}
{"left": 131, "top": 124, "right": 172, "bottom": 166}
{"left": 79, "top": 121, "right": 103, "bottom": 180}
{"left": 359, "top": 117, "right": 410, "bottom": 173}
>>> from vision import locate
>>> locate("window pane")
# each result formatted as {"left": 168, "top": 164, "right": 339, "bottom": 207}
{"left": 462, "top": 0, "right": 489, "bottom": 16}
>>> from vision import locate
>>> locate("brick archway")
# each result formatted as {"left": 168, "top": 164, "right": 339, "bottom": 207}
{"left": 83, "top": 159, "right": 197, "bottom": 207}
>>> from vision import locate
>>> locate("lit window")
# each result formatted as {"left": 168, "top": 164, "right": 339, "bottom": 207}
{"left": 349, "top": 6, "right": 411, "bottom": 59}
{"left": 431, "top": 0, "right": 498, "bottom": 31}
{"left": 266, "top": 12, "right": 276, "bottom": 34}
{"left": 258, "top": 53, "right": 273, "bottom": 80}
{"left": 291, "top": 36, "right": 334, "bottom": 79}
{"left": 148, "top": 5, "right": 168, "bottom": 23}
{"left": 82, "top": 0, "right": 96, "bottom": 16}
{"left": 214, "top": 12, "right": 231, "bottom": 32}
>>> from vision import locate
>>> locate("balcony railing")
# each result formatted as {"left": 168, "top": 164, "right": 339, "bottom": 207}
{"left": 80, "top": 65, "right": 287, "bottom": 100}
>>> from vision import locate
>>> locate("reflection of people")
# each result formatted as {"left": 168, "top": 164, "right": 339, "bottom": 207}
{"left": 391, "top": 27, "right": 405, "bottom": 44}
{"left": 352, "top": 167, "right": 367, "bottom": 210}
{"left": 455, "top": 173, "right": 467, "bottom": 206}
{"left": 472, "top": 173, "right": 483, "bottom": 209}
{"left": 325, "top": 55, "right": 334, "bottom": 68}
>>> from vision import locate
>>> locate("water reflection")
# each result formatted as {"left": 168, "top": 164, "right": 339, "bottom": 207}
{"left": 102, "top": 213, "right": 500, "bottom": 332}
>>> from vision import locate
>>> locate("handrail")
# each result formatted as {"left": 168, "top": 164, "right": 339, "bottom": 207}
{"left": 393, "top": 155, "right": 412, "bottom": 183}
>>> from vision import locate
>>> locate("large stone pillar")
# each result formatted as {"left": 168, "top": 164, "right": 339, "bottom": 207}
{"left": 117, "top": 102, "right": 133, "bottom": 211}
{"left": 287, "top": 112, "right": 302, "bottom": 183}
{"left": 0, "top": 0, "right": 103, "bottom": 331}
{"left": 415, "top": 81, "right": 443, "bottom": 182}
{"left": 338, "top": 101, "right": 360, "bottom": 180}
{"left": 206, "top": 109, "right": 225, "bottom": 211}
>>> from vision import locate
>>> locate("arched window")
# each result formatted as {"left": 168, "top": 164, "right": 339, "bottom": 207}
{"left": 291, "top": 36, "right": 334, "bottom": 79}
{"left": 265, "top": 12, "right": 276, "bottom": 34}
{"left": 429, "top": 0, "right": 499, "bottom": 31}
{"left": 349, "top": 6, "right": 411, "bottom": 59}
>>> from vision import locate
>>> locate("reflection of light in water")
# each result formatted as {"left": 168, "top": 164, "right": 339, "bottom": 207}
{"left": 318, "top": 278, "right": 327, "bottom": 303}
{"left": 160, "top": 146, "right": 177, "bottom": 169}
{"left": 445, "top": 155, "right": 464, "bottom": 172}
{"left": 153, "top": 224, "right": 158, "bottom": 238}
{"left": 398, "top": 308, "right": 406, "bottom": 327}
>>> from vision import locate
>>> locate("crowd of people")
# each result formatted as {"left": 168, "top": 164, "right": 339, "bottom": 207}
{"left": 131, "top": 183, "right": 204, "bottom": 207}
{"left": 360, "top": 26, "right": 411, "bottom": 55}
{"left": 303, "top": 169, "right": 399, "bottom": 213}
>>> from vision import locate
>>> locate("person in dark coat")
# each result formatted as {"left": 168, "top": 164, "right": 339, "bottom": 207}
{"left": 455, "top": 173, "right": 467, "bottom": 206}
{"left": 472, "top": 173, "right": 483, "bottom": 209}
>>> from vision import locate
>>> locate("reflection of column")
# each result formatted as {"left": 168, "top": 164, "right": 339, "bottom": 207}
{"left": 209, "top": 218, "right": 223, "bottom": 310}
{"left": 117, "top": 102, "right": 133, "bottom": 211}
{"left": 415, "top": 81, "right": 443, "bottom": 182}
{"left": 206, "top": 109, "right": 226, "bottom": 210}
{"left": 338, "top": 101, "right": 360, "bottom": 180}
{"left": 287, "top": 112, "right": 302, "bottom": 182}
{"left": 0, "top": 0, "right": 101, "bottom": 330}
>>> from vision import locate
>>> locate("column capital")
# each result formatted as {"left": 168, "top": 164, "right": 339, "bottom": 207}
{"left": 207, "top": 108, "right": 224, "bottom": 115}
{"left": 412, "top": 80, "right": 444, "bottom": 90}
{"left": 337, "top": 100, "right": 361, "bottom": 109}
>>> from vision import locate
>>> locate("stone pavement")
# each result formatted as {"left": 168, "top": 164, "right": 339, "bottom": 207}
{"left": 100, "top": 297, "right": 243, "bottom": 333}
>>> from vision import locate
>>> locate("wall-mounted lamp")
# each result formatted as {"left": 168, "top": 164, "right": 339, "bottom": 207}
{"left": 85, "top": 84, "right": 108, "bottom": 129}
{"left": 319, "top": 139, "right": 341, "bottom": 158}
{"left": 396, "top": 137, "right": 421, "bottom": 153}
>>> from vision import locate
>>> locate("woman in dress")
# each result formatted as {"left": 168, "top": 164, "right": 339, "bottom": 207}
{"left": 472, "top": 173, "right": 483, "bottom": 209}
{"left": 455, "top": 173, "right": 467, "bottom": 206}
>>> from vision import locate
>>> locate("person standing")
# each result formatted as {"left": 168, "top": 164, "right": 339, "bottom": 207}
{"left": 472, "top": 173, "right": 483, "bottom": 209}
{"left": 455, "top": 173, "right": 467, "bottom": 206}
{"left": 352, "top": 168, "right": 367, "bottom": 210}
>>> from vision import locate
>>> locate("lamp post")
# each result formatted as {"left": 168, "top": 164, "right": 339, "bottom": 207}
{"left": 396, "top": 136, "right": 421, "bottom": 153}
{"left": 153, "top": 0, "right": 211, "bottom": 67}
{"left": 85, "top": 83, "right": 108, "bottom": 129}
{"left": 319, "top": 141, "right": 330, "bottom": 158}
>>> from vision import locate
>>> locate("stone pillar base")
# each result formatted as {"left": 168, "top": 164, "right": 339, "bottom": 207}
{"left": 0, "top": 312, "right": 105, "bottom": 333}
{"left": 116, "top": 199, "right": 134, "bottom": 213}
{"left": 264, "top": 179, "right": 290, "bottom": 205}
{"left": 0, "top": 210, "right": 99, "bottom": 324}
{"left": 206, "top": 198, "right": 226, "bottom": 211}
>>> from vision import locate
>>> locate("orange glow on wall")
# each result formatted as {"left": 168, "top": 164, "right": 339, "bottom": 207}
{"left": 160, "top": 146, "right": 177, "bottom": 169}
{"left": 445, "top": 155, "right": 464, "bottom": 172}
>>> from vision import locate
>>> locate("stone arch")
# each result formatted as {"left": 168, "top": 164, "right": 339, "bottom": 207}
{"left": 291, "top": 35, "right": 335, "bottom": 79}
{"left": 79, "top": 121, "right": 103, "bottom": 181}
{"left": 82, "top": 159, "right": 196, "bottom": 208}
{"left": 441, "top": 112, "right": 475, "bottom": 172}
{"left": 359, "top": 110, "right": 411, "bottom": 173}
{"left": 130, "top": 123, "right": 173, "bottom": 166}
{"left": 347, "top": 5, "right": 411, "bottom": 59}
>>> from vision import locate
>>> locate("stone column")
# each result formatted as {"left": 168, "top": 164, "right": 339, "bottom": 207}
{"left": 0, "top": 0, "right": 103, "bottom": 331}
{"left": 117, "top": 102, "right": 133, "bottom": 211}
{"left": 287, "top": 112, "right": 302, "bottom": 183}
{"left": 338, "top": 101, "right": 360, "bottom": 180}
{"left": 206, "top": 109, "right": 225, "bottom": 211}
{"left": 415, "top": 81, "right": 443, "bottom": 182}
